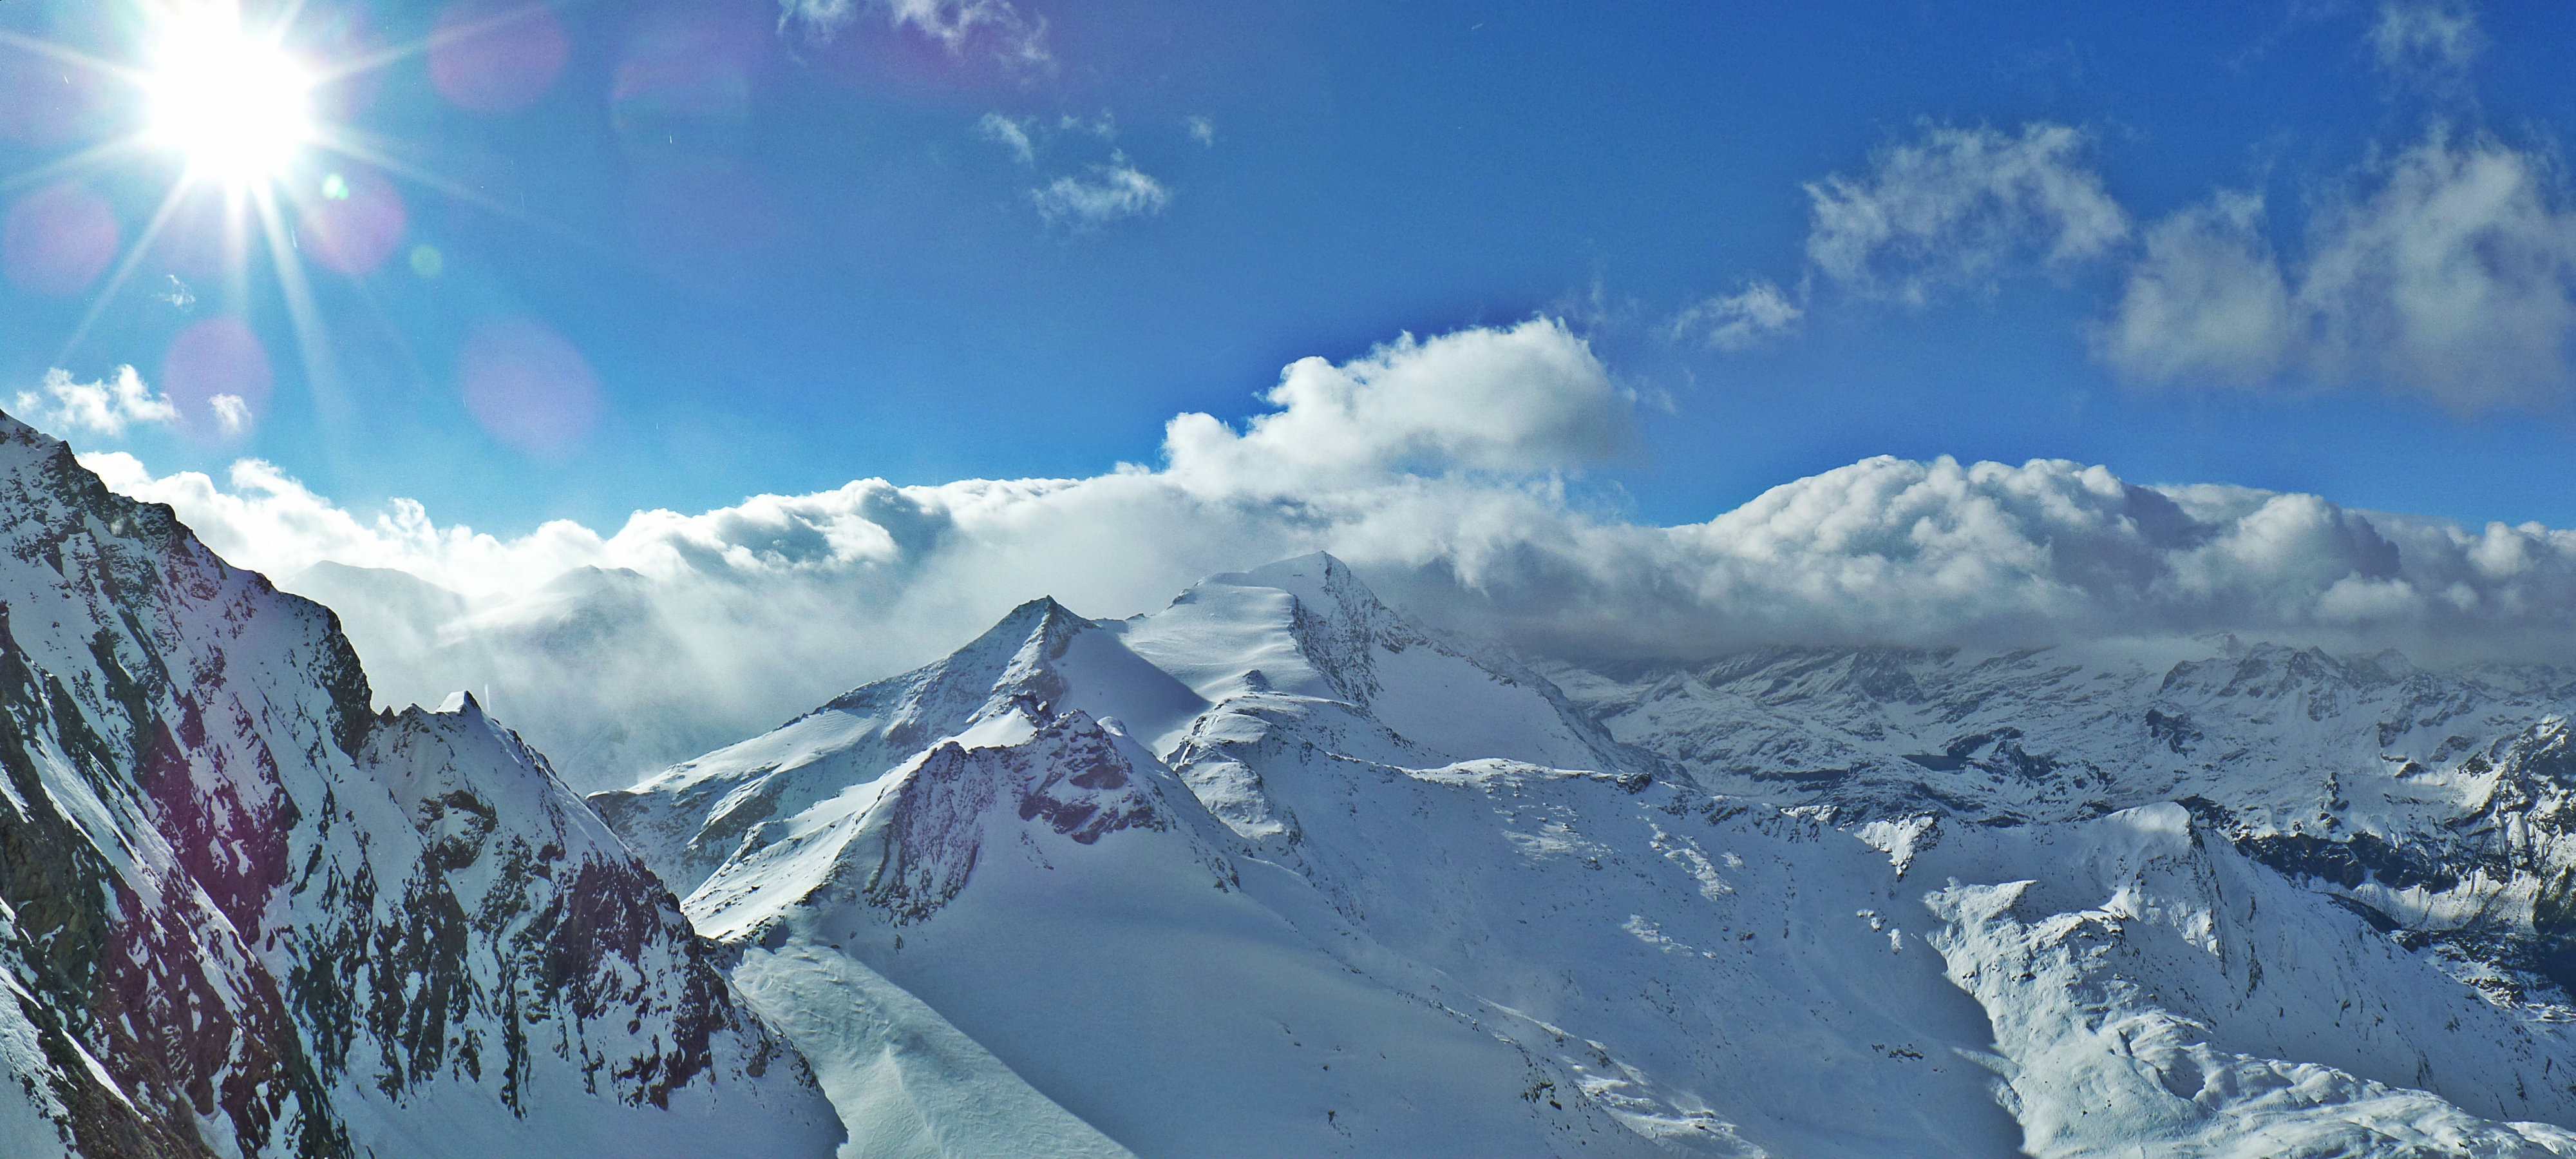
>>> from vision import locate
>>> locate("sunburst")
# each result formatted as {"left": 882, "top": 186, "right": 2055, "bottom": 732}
{"left": 140, "top": 5, "right": 319, "bottom": 189}
{"left": 1, "top": 0, "right": 586, "bottom": 431}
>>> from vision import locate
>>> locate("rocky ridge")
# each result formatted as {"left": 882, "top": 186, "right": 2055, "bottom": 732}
{"left": 0, "top": 416, "right": 840, "bottom": 1158}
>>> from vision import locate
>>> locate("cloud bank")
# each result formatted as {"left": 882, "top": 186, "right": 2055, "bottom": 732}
{"left": 2105, "top": 132, "right": 2576, "bottom": 412}
{"left": 82, "top": 317, "right": 2576, "bottom": 790}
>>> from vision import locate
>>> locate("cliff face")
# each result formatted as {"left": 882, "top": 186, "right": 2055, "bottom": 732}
{"left": 0, "top": 417, "right": 840, "bottom": 1158}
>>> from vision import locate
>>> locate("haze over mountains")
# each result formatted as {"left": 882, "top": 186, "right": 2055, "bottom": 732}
{"left": 10, "top": 0, "right": 2576, "bottom": 1149}
{"left": 581, "top": 552, "right": 2576, "bottom": 1158}
{"left": 12, "top": 403, "right": 2576, "bottom": 1154}
{"left": 3, "top": 305, "right": 2569, "bottom": 1159}
{"left": 90, "top": 321, "right": 2576, "bottom": 796}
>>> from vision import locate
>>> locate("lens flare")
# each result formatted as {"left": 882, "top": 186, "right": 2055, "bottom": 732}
{"left": 143, "top": 8, "right": 317, "bottom": 186}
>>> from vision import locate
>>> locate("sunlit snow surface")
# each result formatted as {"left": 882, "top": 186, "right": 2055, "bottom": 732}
{"left": 600, "top": 554, "right": 2576, "bottom": 1157}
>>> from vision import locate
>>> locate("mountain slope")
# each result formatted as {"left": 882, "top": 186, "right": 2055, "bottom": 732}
{"left": 606, "top": 553, "right": 2576, "bottom": 1157}
{"left": 0, "top": 417, "right": 840, "bottom": 1158}
{"left": 1549, "top": 643, "right": 2576, "bottom": 1021}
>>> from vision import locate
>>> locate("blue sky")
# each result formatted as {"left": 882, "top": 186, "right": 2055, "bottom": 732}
{"left": 5, "top": 0, "right": 2576, "bottom": 537}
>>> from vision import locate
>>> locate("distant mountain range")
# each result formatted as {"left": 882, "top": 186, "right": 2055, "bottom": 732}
{"left": 5, "top": 416, "right": 2573, "bottom": 1156}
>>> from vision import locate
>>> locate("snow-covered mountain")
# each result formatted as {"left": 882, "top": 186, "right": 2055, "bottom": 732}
{"left": 1545, "top": 642, "right": 2576, "bottom": 1013}
{"left": 597, "top": 552, "right": 2576, "bottom": 1156}
{"left": 0, "top": 417, "right": 840, "bottom": 1158}
{"left": 30, "top": 390, "right": 2576, "bottom": 1159}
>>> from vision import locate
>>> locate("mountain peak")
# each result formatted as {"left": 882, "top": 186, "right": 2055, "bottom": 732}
{"left": 1217, "top": 551, "right": 1376, "bottom": 609}
{"left": 971, "top": 595, "right": 1095, "bottom": 694}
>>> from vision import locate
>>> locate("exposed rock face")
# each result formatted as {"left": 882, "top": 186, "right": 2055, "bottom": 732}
{"left": 0, "top": 417, "right": 840, "bottom": 1158}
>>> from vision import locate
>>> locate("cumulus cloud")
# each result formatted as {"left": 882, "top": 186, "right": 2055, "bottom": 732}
{"left": 1672, "top": 280, "right": 1803, "bottom": 350}
{"left": 1162, "top": 318, "right": 1638, "bottom": 492}
{"left": 85, "top": 318, "right": 2576, "bottom": 793}
{"left": 2096, "top": 191, "right": 2295, "bottom": 386}
{"left": 2103, "top": 132, "right": 2576, "bottom": 412}
{"left": 1186, "top": 115, "right": 1217, "bottom": 147}
{"left": 94, "top": 319, "right": 1638, "bottom": 787}
{"left": 1805, "top": 122, "right": 2129, "bottom": 303}
{"left": 1030, "top": 154, "right": 1170, "bottom": 227}
{"left": 779, "top": 0, "right": 1048, "bottom": 66}
{"left": 15, "top": 367, "right": 180, "bottom": 439}
{"left": 2369, "top": 0, "right": 2481, "bottom": 84}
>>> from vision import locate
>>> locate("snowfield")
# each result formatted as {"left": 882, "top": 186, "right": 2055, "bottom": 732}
{"left": 598, "top": 553, "right": 2576, "bottom": 1157}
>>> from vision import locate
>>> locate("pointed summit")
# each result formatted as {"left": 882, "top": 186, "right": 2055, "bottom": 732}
{"left": 811, "top": 594, "right": 1090, "bottom": 720}
{"left": 595, "top": 591, "right": 1200, "bottom": 894}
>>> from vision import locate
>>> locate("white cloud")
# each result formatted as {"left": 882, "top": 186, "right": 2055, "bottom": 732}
{"left": 91, "top": 320, "right": 1639, "bottom": 787}
{"left": 779, "top": 0, "right": 1049, "bottom": 66}
{"left": 1058, "top": 112, "right": 1115, "bottom": 140}
{"left": 1163, "top": 318, "right": 1638, "bottom": 493}
{"left": 79, "top": 453, "right": 615, "bottom": 597}
{"left": 1672, "top": 280, "right": 1803, "bottom": 350}
{"left": 2103, "top": 132, "right": 2576, "bottom": 412}
{"left": 1805, "top": 122, "right": 2129, "bottom": 304}
{"left": 1030, "top": 154, "right": 1170, "bottom": 227}
{"left": 86, "top": 319, "right": 2576, "bottom": 794}
{"left": 211, "top": 394, "right": 252, "bottom": 436}
{"left": 14, "top": 367, "right": 180, "bottom": 439}
{"left": 978, "top": 113, "right": 1036, "bottom": 164}
{"left": 2369, "top": 0, "right": 2481, "bottom": 82}
{"left": 2097, "top": 191, "right": 2295, "bottom": 385}
{"left": 1186, "top": 115, "right": 1217, "bottom": 147}
{"left": 974, "top": 111, "right": 1118, "bottom": 167}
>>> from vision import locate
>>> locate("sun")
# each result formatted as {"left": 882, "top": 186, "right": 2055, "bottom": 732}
{"left": 142, "top": 8, "right": 317, "bottom": 186}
